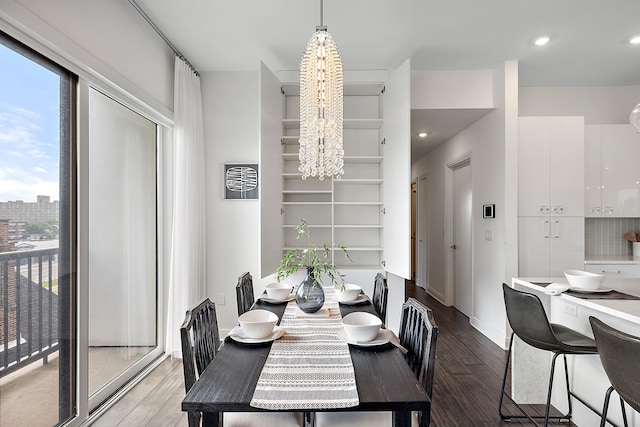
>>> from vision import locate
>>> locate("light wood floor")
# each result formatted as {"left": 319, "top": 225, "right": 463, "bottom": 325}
{"left": 94, "top": 282, "right": 574, "bottom": 426}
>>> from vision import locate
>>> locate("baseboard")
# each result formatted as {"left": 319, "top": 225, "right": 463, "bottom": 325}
{"left": 426, "top": 288, "right": 446, "bottom": 305}
{"left": 470, "top": 316, "right": 508, "bottom": 349}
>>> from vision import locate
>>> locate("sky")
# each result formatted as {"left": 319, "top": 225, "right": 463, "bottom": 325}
{"left": 0, "top": 42, "right": 60, "bottom": 203}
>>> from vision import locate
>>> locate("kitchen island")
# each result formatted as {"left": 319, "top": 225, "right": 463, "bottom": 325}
{"left": 509, "top": 277, "right": 640, "bottom": 426}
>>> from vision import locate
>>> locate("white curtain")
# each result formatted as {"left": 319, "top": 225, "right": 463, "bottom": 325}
{"left": 165, "top": 57, "right": 206, "bottom": 358}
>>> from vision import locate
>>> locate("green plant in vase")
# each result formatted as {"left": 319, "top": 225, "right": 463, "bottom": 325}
{"left": 275, "top": 219, "right": 351, "bottom": 312}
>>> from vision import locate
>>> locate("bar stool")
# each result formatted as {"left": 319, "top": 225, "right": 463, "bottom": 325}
{"left": 589, "top": 316, "right": 640, "bottom": 427}
{"left": 499, "top": 283, "right": 598, "bottom": 426}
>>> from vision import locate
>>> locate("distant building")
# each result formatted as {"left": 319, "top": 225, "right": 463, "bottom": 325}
{"left": 0, "top": 195, "right": 59, "bottom": 223}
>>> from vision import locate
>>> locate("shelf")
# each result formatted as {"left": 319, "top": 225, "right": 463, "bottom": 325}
{"left": 333, "top": 202, "right": 383, "bottom": 206}
{"left": 334, "top": 224, "right": 383, "bottom": 228}
{"left": 281, "top": 82, "right": 384, "bottom": 97}
{"left": 282, "top": 202, "right": 332, "bottom": 206}
{"left": 284, "top": 154, "right": 382, "bottom": 164}
{"left": 334, "top": 178, "right": 383, "bottom": 184}
{"left": 282, "top": 173, "right": 304, "bottom": 179}
{"left": 283, "top": 224, "right": 331, "bottom": 228}
{"left": 281, "top": 136, "right": 299, "bottom": 145}
{"left": 340, "top": 246, "right": 383, "bottom": 251}
{"left": 282, "top": 118, "right": 383, "bottom": 130}
{"left": 282, "top": 190, "right": 332, "bottom": 194}
{"left": 344, "top": 156, "right": 383, "bottom": 164}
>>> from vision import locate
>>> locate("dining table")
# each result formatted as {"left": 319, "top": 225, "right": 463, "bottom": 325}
{"left": 181, "top": 287, "right": 430, "bottom": 427}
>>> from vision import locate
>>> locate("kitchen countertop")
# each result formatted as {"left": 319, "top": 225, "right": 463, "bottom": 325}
{"left": 513, "top": 277, "right": 640, "bottom": 326}
{"left": 585, "top": 255, "right": 640, "bottom": 265}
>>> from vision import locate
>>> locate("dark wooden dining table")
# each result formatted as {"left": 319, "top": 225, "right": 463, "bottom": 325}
{"left": 181, "top": 292, "right": 430, "bottom": 427}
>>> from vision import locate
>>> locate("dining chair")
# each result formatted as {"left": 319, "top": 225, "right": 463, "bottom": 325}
{"left": 589, "top": 316, "right": 640, "bottom": 427}
{"left": 372, "top": 273, "right": 388, "bottom": 326}
{"left": 181, "top": 298, "right": 303, "bottom": 427}
{"left": 316, "top": 297, "right": 439, "bottom": 427}
{"left": 499, "top": 283, "right": 599, "bottom": 426}
{"left": 236, "top": 271, "right": 255, "bottom": 316}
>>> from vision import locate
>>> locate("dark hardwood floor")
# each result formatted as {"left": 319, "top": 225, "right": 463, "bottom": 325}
{"left": 94, "top": 282, "right": 573, "bottom": 426}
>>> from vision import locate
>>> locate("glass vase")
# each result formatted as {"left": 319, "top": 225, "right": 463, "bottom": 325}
{"left": 295, "top": 267, "right": 325, "bottom": 313}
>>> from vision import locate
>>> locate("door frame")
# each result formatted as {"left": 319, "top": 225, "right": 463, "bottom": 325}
{"left": 444, "top": 152, "right": 473, "bottom": 309}
{"left": 415, "top": 174, "right": 429, "bottom": 289}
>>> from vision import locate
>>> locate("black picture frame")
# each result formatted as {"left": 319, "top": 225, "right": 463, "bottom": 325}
{"left": 483, "top": 204, "right": 495, "bottom": 218}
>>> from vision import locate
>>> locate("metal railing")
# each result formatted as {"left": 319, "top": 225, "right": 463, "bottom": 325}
{"left": 1, "top": 247, "right": 59, "bottom": 377}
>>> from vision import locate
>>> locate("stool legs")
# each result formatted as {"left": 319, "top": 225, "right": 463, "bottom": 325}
{"left": 599, "top": 386, "right": 629, "bottom": 427}
{"left": 498, "top": 332, "right": 572, "bottom": 426}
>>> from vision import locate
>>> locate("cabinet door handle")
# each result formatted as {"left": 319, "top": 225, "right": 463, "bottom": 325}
{"left": 543, "top": 220, "right": 550, "bottom": 238}
{"left": 601, "top": 270, "right": 621, "bottom": 274}
{"left": 553, "top": 220, "right": 560, "bottom": 239}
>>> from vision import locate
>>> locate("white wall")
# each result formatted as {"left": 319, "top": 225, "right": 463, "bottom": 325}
{"left": 201, "top": 71, "right": 262, "bottom": 332}
{"left": 411, "top": 62, "right": 518, "bottom": 347}
{"left": 520, "top": 86, "right": 640, "bottom": 124}
{"left": 411, "top": 69, "right": 495, "bottom": 109}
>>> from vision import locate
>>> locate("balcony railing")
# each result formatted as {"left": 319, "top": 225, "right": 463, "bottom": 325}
{"left": 1, "top": 247, "right": 59, "bottom": 377}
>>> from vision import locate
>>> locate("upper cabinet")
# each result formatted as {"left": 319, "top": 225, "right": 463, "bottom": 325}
{"left": 585, "top": 124, "right": 639, "bottom": 217}
{"left": 518, "top": 116, "right": 585, "bottom": 217}
{"left": 259, "top": 60, "right": 411, "bottom": 279}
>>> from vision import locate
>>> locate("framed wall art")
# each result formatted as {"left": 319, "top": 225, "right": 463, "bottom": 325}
{"left": 224, "top": 163, "right": 259, "bottom": 200}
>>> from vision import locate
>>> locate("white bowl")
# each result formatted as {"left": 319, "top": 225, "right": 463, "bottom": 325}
{"left": 564, "top": 270, "right": 605, "bottom": 290}
{"left": 238, "top": 309, "right": 278, "bottom": 338}
{"left": 336, "top": 283, "right": 362, "bottom": 302}
{"left": 265, "top": 282, "right": 292, "bottom": 300}
{"left": 341, "top": 312, "right": 382, "bottom": 342}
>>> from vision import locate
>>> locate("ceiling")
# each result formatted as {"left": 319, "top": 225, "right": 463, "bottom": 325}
{"left": 136, "top": 0, "right": 640, "bottom": 159}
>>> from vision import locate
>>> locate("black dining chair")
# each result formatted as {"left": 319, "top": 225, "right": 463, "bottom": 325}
{"left": 589, "top": 316, "right": 640, "bottom": 427}
{"left": 372, "top": 273, "right": 388, "bottom": 326}
{"left": 236, "top": 271, "right": 255, "bottom": 316}
{"left": 180, "top": 298, "right": 302, "bottom": 427}
{"left": 316, "top": 297, "right": 439, "bottom": 427}
{"left": 499, "top": 283, "right": 599, "bottom": 426}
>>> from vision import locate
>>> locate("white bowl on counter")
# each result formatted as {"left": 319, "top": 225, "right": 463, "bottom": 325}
{"left": 265, "top": 282, "right": 292, "bottom": 300}
{"left": 564, "top": 270, "right": 605, "bottom": 290}
{"left": 341, "top": 312, "right": 382, "bottom": 342}
{"left": 238, "top": 309, "right": 278, "bottom": 338}
{"left": 336, "top": 283, "right": 362, "bottom": 302}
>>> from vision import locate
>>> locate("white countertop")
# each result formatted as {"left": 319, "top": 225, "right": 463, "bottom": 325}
{"left": 513, "top": 277, "right": 640, "bottom": 326}
{"left": 585, "top": 256, "right": 640, "bottom": 264}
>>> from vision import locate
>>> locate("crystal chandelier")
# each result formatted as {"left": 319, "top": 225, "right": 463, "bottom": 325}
{"left": 631, "top": 102, "right": 640, "bottom": 132}
{"left": 299, "top": 0, "right": 343, "bottom": 180}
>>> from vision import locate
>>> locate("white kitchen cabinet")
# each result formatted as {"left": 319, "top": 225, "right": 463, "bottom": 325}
{"left": 518, "top": 116, "right": 585, "bottom": 277}
{"left": 584, "top": 264, "right": 640, "bottom": 278}
{"left": 518, "top": 117, "right": 585, "bottom": 217}
{"left": 585, "top": 124, "right": 639, "bottom": 217}
{"left": 260, "top": 61, "right": 411, "bottom": 278}
{"left": 519, "top": 217, "right": 585, "bottom": 277}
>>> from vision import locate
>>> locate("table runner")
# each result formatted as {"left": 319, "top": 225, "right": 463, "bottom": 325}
{"left": 250, "top": 286, "right": 359, "bottom": 410}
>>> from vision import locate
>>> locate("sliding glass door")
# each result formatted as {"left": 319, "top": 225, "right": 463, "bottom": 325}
{"left": 1, "top": 30, "right": 165, "bottom": 426}
{"left": 85, "top": 87, "right": 162, "bottom": 409}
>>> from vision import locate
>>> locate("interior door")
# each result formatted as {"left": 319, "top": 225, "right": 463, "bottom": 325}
{"left": 259, "top": 62, "right": 284, "bottom": 277}
{"left": 416, "top": 176, "right": 428, "bottom": 289}
{"left": 382, "top": 58, "right": 411, "bottom": 279}
{"left": 453, "top": 161, "right": 472, "bottom": 317}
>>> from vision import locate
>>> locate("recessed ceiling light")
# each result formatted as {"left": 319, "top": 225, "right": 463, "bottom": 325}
{"left": 630, "top": 35, "right": 640, "bottom": 45}
{"left": 534, "top": 36, "right": 550, "bottom": 46}
{"left": 418, "top": 132, "right": 428, "bottom": 138}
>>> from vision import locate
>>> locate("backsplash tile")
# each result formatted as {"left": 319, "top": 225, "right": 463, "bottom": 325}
{"left": 585, "top": 218, "right": 640, "bottom": 257}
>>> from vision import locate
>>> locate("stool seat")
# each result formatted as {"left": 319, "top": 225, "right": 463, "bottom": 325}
{"left": 550, "top": 324, "right": 597, "bottom": 352}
